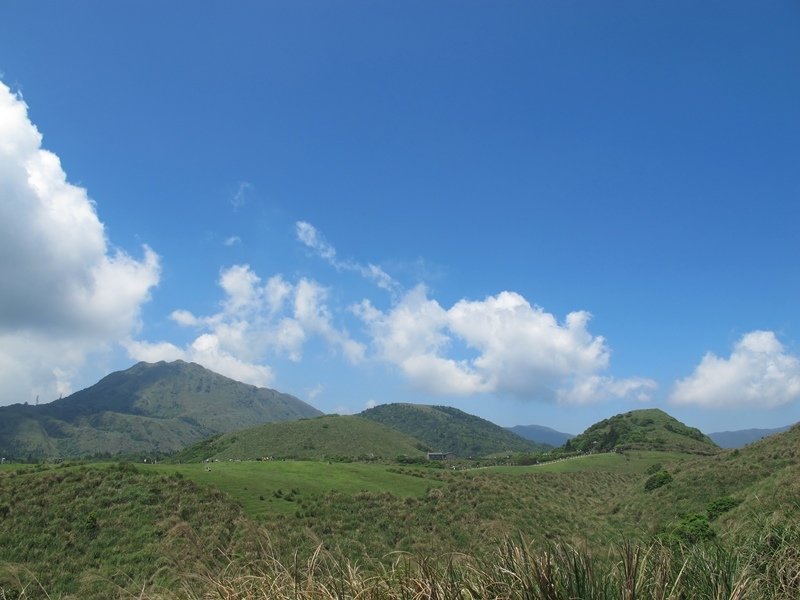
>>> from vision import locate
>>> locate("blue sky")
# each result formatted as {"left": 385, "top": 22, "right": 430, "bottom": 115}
{"left": 1, "top": 1, "right": 798, "bottom": 434}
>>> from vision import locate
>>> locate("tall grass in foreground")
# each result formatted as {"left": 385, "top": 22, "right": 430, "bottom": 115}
{"left": 2, "top": 523, "right": 797, "bottom": 599}
{"left": 167, "top": 523, "right": 798, "bottom": 600}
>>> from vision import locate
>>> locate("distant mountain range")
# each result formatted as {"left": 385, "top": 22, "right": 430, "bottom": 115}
{"left": 360, "top": 403, "right": 548, "bottom": 456}
{"left": 4, "top": 359, "right": 790, "bottom": 462}
{"left": 507, "top": 419, "right": 797, "bottom": 453}
{"left": 707, "top": 426, "right": 793, "bottom": 449}
{"left": 0, "top": 360, "right": 321, "bottom": 460}
{"left": 506, "top": 424, "right": 574, "bottom": 447}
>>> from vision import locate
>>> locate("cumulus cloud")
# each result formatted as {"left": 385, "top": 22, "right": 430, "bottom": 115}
{"left": 296, "top": 221, "right": 398, "bottom": 293}
{"left": 0, "top": 81, "right": 160, "bottom": 404}
{"left": 671, "top": 331, "right": 800, "bottom": 408}
{"left": 127, "top": 265, "right": 364, "bottom": 387}
{"left": 355, "top": 286, "right": 655, "bottom": 403}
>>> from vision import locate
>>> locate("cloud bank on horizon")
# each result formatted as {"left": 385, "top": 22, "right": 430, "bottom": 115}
{"left": 1, "top": 78, "right": 799, "bottom": 414}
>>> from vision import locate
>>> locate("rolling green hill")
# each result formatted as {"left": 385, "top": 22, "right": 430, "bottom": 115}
{"left": 360, "top": 403, "right": 546, "bottom": 457}
{"left": 0, "top": 462, "right": 259, "bottom": 599}
{"left": 618, "top": 422, "right": 800, "bottom": 536}
{"left": 0, "top": 361, "right": 321, "bottom": 460}
{"left": 172, "top": 414, "right": 428, "bottom": 462}
{"left": 3, "top": 425, "right": 799, "bottom": 598}
{"left": 564, "top": 408, "right": 718, "bottom": 454}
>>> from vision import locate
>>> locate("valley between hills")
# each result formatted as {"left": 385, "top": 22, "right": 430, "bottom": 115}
{"left": 1, "top": 361, "right": 798, "bottom": 599}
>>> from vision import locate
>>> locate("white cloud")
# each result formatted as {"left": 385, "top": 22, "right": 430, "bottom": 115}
{"left": 296, "top": 221, "right": 398, "bottom": 293}
{"left": 223, "top": 235, "right": 241, "bottom": 246}
{"left": 365, "top": 399, "right": 378, "bottom": 409}
{"left": 671, "top": 331, "right": 800, "bottom": 408}
{"left": 127, "top": 265, "right": 364, "bottom": 387}
{"left": 230, "top": 181, "right": 252, "bottom": 211}
{"left": 355, "top": 285, "right": 654, "bottom": 403}
{"left": 448, "top": 292, "right": 610, "bottom": 396}
{"left": 307, "top": 384, "right": 324, "bottom": 400}
{"left": 0, "top": 81, "right": 160, "bottom": 404}
{"left": 296, "top": 220, "right": 336, "bottom": 261}
{"left": 124, "top": 337, "right": 274, "bottom": 388}
{"left": 557, "top": 376, "right": 658, "bottom": 405}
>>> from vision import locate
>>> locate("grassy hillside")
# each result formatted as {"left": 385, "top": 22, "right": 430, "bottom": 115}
{"left": 172, "top": 414, "right": 427, "bottom": 462}
{"left": 0, "top": 462, "right": 259, "bottom": 599}
{"left": 617, "top": 423, "right": 800, "bottom": 538}
{"left": 0, "top": 360, "right": 321, "bottom": 460}
{"left": 151, "top": 460, "right": 441, "bottom": 517}
{"left": 360, "top": 403, "right": 545, "bottom": 457}
{"left": 3, "top": 425, "right": 800, "bottom": 598}
{"left": 565, "top": 408, "right": 718, "bottom": 454}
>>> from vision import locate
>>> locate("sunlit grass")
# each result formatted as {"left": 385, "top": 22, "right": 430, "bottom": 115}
{"left": 487, "top": 450, "right": 694, "bottom": 474}
{"left": 149, "top": 460, "right": 442, "bottom": 517}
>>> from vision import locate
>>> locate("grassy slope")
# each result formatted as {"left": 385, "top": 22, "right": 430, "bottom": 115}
{"left": 172, "top": 414, "right": 427, "bottom": 462}
{"left": 488, "top": 450, "right": 693, "bottom": 474}
{"left": 618, "top": 423, "right": 800, "bottom": 537}
{"left": 360, "top": 403, "right": 545, "bottom": 457}
{"left": 0, "top": 463, "right": 259, "bottom": 599}
{"left": 0, "top": 360, "right": 321, "bottom": 460}
{"left": 3, "top": 425, "right": 799, "bottom": 597}
{"left": 154, "top": 460, "right": 441, "bottom": 517}
{"left": 566, "top": 408, "right": 719, "bottom": 454}
{"left": 159, "top": 451, "right": 686, "bottom": 561}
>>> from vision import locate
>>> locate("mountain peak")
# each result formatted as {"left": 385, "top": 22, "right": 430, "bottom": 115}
{"left": 0, "top": 361, "right": 321, "bottom": 460}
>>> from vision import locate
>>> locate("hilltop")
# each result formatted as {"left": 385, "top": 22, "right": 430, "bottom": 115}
{"left": 359, "top": 403, "right": 546, "bottom": 457}
{"left": 0, "top": 361, "right": 321, "bottom": 460}
{"left": 565, "top": 408, "right": 718, "bottom": 454}
{"left": 173, "top": 414, "right": 428, "bottom": 462}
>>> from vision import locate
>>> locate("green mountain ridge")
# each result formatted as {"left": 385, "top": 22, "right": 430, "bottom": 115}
{"left": 565, "top": 408, "right": 719, "bottom": 454}
{"left": 0, "top": 360, "right": 321, "bottom": 459}
{"left": 359, "top": 403, "right": 547, "bottom": 457}
{"left": 173, "top": 414, "right": 429, "bottom": 462}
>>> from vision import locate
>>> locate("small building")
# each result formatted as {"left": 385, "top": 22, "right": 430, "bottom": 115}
{"left": 427, "top": 452, "right": 455, "bottom": 461}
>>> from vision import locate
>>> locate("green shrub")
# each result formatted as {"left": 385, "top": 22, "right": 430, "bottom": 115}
{"left": 707, "top": 496, "right": 740, "bottom": 520}
{"left": 672, "top": 513, "right": 715, "bottom": 543}
{"left": 644, "top": 470, "right": 673, "bottom": 491}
